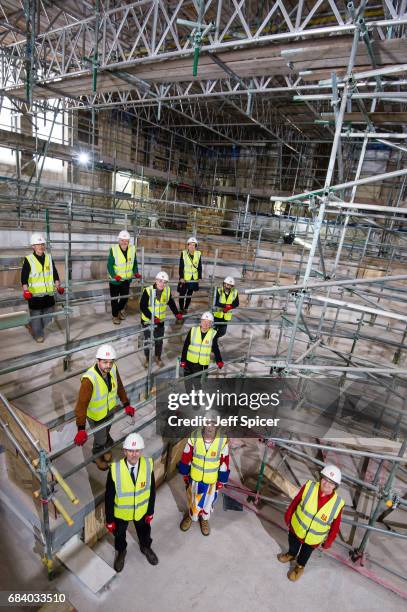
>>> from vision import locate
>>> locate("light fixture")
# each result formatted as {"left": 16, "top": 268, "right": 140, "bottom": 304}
{"left": 78, "top": 152, "right": 90, "bottom": 165}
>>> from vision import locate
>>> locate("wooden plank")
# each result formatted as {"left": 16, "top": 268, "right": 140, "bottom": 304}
{"left": 263, "top": 464, "right": 299, "bottom": 499}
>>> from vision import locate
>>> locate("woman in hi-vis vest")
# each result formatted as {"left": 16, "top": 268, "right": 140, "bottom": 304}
{"left": 178, "top": 236, "right": 202, "bottom": 314}
{"left": 278, "top": 464, "right": 344, "bottom": 582}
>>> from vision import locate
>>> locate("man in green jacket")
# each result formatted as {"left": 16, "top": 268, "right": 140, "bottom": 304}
{"left": 108, "top": 230, "right": 141, "bottom": 324}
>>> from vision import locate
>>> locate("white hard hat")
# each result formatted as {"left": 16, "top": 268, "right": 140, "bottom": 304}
{"left": 224, "top": 276, "right": 235, "bottom": 286}
{"left": 123, "top": 432, "right": 145, "bottom": 450}
{"left": 96, "top": 344, "right": 117, "bottom": 360}
{"left": 187, "top": 236, "right": 198, "bottom": 245}
{"left": 201, "top": 311, "right": 214, "bottom": 323}
{"left": 30, "top": 233, "right": 46, "bottom": 246}
{"left": 156, "top": 271, "right": 169, "bottom": 282}
{"left": 118, "top": 230, "right": 131, "bottom": 241}
{"left": 321, "top": 464, "right": 341, "bottom": 485}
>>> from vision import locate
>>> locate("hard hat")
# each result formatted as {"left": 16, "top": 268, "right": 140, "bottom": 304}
{"left": 187, "top": 236, "right": 198, "bottom": 245}
{"left": 96, "top": 344, "right": 117, "bottom": 360}
{"left": 201, "top": 311, "right": 214, "bottom": 323}
{"left": 123, "top": 432, "right": 145, "bottom": 450}
{"left": 156, "top": 271, "right": 169, "bottom": 282}
{"left": 320, "top": 464, "right": 341, "bottom": 485}
{"left": 30, "top": 233, "right": 46, "bottom": 246}
{"left": 224, "top": 276, "right": 235, "bottom": 286}
{"left": 118, "top": 230, "right": 131, "bottom": 241}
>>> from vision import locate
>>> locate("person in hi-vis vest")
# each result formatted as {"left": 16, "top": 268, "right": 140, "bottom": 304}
{"left": 107, "top": 230, "right": 141, "bottom": 325}
{"left": 278, "top": 464, "right": 344, "bottom": 582}
{"left": 105, "top": 433, "right": 158, "bottom": 572}
{"left": 178, "top": 236, "right": 202, "bottom": 314}
{"left": 178, "top": 418, "right": 229, "bottom": 536}
{"left": 73, "top": 344, "right": 136, "bottom": 471}
{"left": 139, "top": 270, "right": 183, "bottom": 368}
{"left": 213, "top": 275, "right": 239, "bottom": 339}
{"left": 180, "top": 312, "right": 224, "bottom": 394}
{"left": 21, "top": 233, "right": 64, "bottom": 343}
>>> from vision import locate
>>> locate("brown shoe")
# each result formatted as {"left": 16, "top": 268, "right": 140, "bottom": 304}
{"left": 112, "top": 316, "right": 121, "bottom": 325}
{"left": 199, "top": 517, "right": 210, "bottom": 536}
{"left": 288, "top": 564, "right": 304, "bottom": 581}
{"left": 35, "top": 336, "right": 45, "bottom": 343}
{"left": 155, "top": 356, "right": 164, "bottom": 367}
{"left": 180, "top": 514, "right": 192, "bottom": 532}
{"left": 94, "top": 456, "right": 109, "bottom": 471}
{"left": 118, "top": 311, "right": 127, "bottom": 320}
{"left": 103, "top": 451, "right": 113, "bottom": 463}
{"left": 277, "top": 552, "right": 295, "bottom": 563}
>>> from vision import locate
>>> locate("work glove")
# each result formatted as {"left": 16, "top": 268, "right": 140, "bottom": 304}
{"left": 154, "top": 317, "right": 161, "bottom": 324}
{"left": 180, "top": 361, "right": 187, "bottom": 369}
{"left": 144, "top": 515, "right": 153, "bottom": 524}
{"left": 74, "top": 430, "right": 88, "bottom": 446}
{"left": 134, "top": 272, "right": 142, "bottom": 279}
{"left": 57, "top": 286, "right": 65, "bottom": 295}
{"left": 105, "top": 522, "right": 116, "bottom": 534}
{"left": 216, "top": 482, "right": 224, "bottom": 490}
{"left": 321, "top": 541, "right": 331, "bottom": 550}
{"left": 216, "top": 361, "right": 224, "bottom": 369}
{"left": 124, "top": 405, "right": 136, "bottom": 417}
{"left": 176, "top": 313, "right": 183, "bottom": 321}
{"left": 114, "top": 275, "right": 122, "bottom": 281}
{"left": 223, "top": 305, "right": 233, "bottom": 313}
{"left": 23, "top": 290, "right": 33, "bottom": 300}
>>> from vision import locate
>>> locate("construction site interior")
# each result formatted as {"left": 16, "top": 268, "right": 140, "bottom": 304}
{"left": 0, "top": 1, "right": 407, "bottom": 611}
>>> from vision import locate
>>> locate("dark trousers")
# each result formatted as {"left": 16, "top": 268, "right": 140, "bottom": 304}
{"left": 214, "top": 321, "right": 227, "bottom": 339}
{"left": 114, "top": 517, "right": 152, "bottom": 552}
{"left": 179, "top": 282, "right": 196, "bottom": 311}
{"left": 288, "top": 530, "right": 315, "bottom": 567}
{"left": 87, "top": 414, "right": 114, "bottom": 455}
{"left": 29, "top": 306, "right": 54, "bottom": 340}
{"left": 142, "top": 321, "right": 164, "bottom": 358}
{"left": 109, "top": 281, "right": 130, "bottom": 317}
{"left": 183, "top": 362, "right": 208, "bottom": 395}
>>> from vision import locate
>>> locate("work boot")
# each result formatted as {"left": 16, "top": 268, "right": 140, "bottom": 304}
{"left": 140, "top": 546, "right": 159, "bottom": 566}
{"left": 199, "top": 517, "right": 210, "bottom": 536}
{"left": 112, "top": 316, "right": 121, "bottom": 325}
{"left": 94, "top": 456, "right": 109, "bottom": 471}
{"left": 155, "top": 356, "right": 164, "bottom": 367}
{"left": 103, "top": 451, "right": 113, "bottom": 463}
{"left": 118, "top": 310, "right": 127, "bottom": 320}
{"left": 288, "top": 564, "right": 304, "bottom": 581}
{"left": 277, "top": 552, "right": 295, "bottom": 563}
{"left": 180, "top": 514, "right": 192, "bottom": 532}
{"left": 143, "top": 358, "right": 149, "bottom": 369}
{"left": 114, "top": 550, "right": 127, "bottom": 573}
{"left": 35, "top": 336, "right": 45, "bottom": 343}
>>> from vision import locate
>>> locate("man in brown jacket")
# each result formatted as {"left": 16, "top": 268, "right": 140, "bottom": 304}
{"left": 73, "top": 344, "right": 136, "bottom": 470}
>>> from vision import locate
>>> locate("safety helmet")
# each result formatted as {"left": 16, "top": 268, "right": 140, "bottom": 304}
{"left": 320, "top": 464, "right": 341, "bottom": 485}
{"left": 118, "top": 230, "right": 131, "bottom": 241}
{"left": 224, "top": 276, "right": 235, "bottom": 286}
{"left": 30, "top": 233, "right": 46, "bottom": 246}
{"left": 201, "top": 311, "right": 214, "bottom": 323}
{"left": 123, "top": 432, "right": 145, "bottom": 450}
{"left": 187, "top": 236, "right": 198, "bottom": 245}
{"left": 96, "top": 344, "right": 117, "bottom": 360}
{"left": 156, "top": 271, "right": 169, "bottom": 282}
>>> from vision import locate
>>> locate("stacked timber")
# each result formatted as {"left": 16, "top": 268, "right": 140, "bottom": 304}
{"left": 186, "top": 207, "right": 225, "bottom": 235}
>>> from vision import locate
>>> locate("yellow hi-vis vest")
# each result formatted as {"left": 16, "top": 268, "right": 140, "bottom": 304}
{"left": 291, "top": 480, "right": 345, "bottom": 545}
{"left": 81, "top": 363, "right": 118, "bottom": 421}
{"left": 141, "top": 285, "right": 170, "bottom": 322}
{"left": 189, "top": 429, "right": 228, "bottom": 484}
{"left": 186, "top": 326, "right": 216, "bottom": 366}
{"left": 111, "top": 457, "right": 153, "bottom": 521}
{"left": 182, "top": 249, "right": 201, "bottom": 281}
{"left": 27, "top": 253, "right": 54, "bottom": 296}
{"left": 110, "top": 244, "right": 136, "bottom": 280}
{"left": 214, "top": 287, "right": 238, "bottom": 321}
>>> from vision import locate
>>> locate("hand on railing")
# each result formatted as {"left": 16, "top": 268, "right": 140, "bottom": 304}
{"left": 74, "top": 430, "right": 88, "bottom": 446}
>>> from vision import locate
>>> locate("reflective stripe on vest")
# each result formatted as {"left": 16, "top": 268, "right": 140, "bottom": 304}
{"left": 186, "top": 326, "right": 216, "bottom": 366}
{"left": 27, "top": 253, "right": 54, "bottom": 296}
{"left": 111, "top": 456, "right": 153, "bottom": 521}
{"left": 189, "top": 429, "right": 227, "bottom": 484}
{"left": 111, "top": 244, "right": 136, "bottom": 280}
{"left": 140, "top": 285, "right": 170, "bottom": 322}
{"left": 290, "top": 480, "right": 345, "bottom": 545}
{"left": 214, "top": 287, "right": 238, "bottom": 321}
{"left": 81, "top": 363, "right": 118, "bottom": 421}
{"left": 182, "top": 250, "right": 201, "bottom": 281}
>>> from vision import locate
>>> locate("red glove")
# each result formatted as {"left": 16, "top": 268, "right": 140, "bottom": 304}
{"left": 114, "top": 275, "right": 122, "bottom": 281}
{"left": 216, "top": 482, "right": 224, "bottom": 490}
{"left": 154, "top": 317, "right": 161, "bottom": 324}
{"left": 217, "top": 361, "right": 224, "bottom": 369}
{"left": 124, "top": 405, "right": 135, "bottom": 417}
{"left": 322, "top": 541, "right": 331, "bottom": 550}
{"left": 57, "top": 286, "right": 65, "bottom": 295}
{"left": 144, "top": 514, "right": 153, "bottom": 524}
{"left": 176, "top": 313, "right": 183, "bottom": 320}
{"left": 223, "top": 305, "right": 233, "bottom": 312}
{"left": 105, "top": 522, "right": 116, "bottom": 534}
{"left": 74, "top": 430, "right": 88, "bottom": 446}
{"left": 134, "top": 272, "right": 142, "bottom": 279}
{"left": 180, "top": 361, "right": 187, "bottom": 368}
{"left": 23, "top": 290, "right": 33, "bottom": 300}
